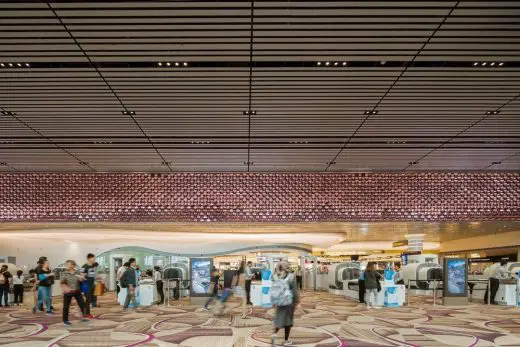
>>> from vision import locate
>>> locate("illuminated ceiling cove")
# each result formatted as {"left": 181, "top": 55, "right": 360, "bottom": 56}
{"left": 0, "top": 172, "right": 518, "bottom": 223}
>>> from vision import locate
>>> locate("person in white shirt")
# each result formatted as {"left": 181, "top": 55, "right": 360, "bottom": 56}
{"left": 153, "top": 266, "right": 164, "bottom": 305}
{"left": 13, "top": 270, "right": 25, "bottom": 305}
{"left": 485, "top": 259, "right": 509, "bottom": 304}
{"left": 244, "top": 261, "right": 253, "bottom": 305}
{"left": 393, "top": 263, "right": 404, "bottom": 285}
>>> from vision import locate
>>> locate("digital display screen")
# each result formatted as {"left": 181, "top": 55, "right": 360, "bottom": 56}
{"left": 190, "top": 258, "right": 212, "bottom": 296}
{"left": 446, "top": 259, "right": 466, "bottom": 295}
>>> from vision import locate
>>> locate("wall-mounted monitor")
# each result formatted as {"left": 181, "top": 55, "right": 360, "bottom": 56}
{"left": 190, "top": 258, "right": 213, "bottom": 297}
{"left": 443, "top": 258, "right": 468, "bottom": 297}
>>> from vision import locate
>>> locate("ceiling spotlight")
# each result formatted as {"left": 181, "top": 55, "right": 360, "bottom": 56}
{"left": 166, "top": 62, "right": 171, "bottom": 66}
{"left": 1, "top": 111, "right": 15, "bottom": 116}
{"left": 317, "top": 62, "right": 322, "bottom": 66}
{"left": 25, "top": 63, "right": 30, "bottom": 67}
{"left": 16, "top": 63, "right": 21, "bottom": 67}
{"left": 499, "top": 62, "right": 504, "bottom": 66}
{"left": 158, "top": 62, "right": 162, "bottom": 66}
{"left": 380, "top": 61, "right": 386, "bottom": 65}
{"left": 183, "top": 62, "right": 188, "bottom": 67}
{"left": 490, "top": 62, "right": 495, "bottom": 66}
{"left": 122, "top": 110, "right": 136, "bottom": 115}
{"left": 364, "top": 110, "right": 378, "bottom": 115}
{"left": 485, "top": 110, "right": 500, "bottom": 115}
{"left": 175, "top": 62, "right": 180, "bottom": 67}
{"left": 325, "top": 61, "right": 330, "bottom": 66}
{"left": 251, "top": 110, "right": 256, "bottom": 115}
{"left": 8, "top": 63, "right": 13, "bottom": 67}
{"left": 342, "top": 62, "right": 347, "bottom": 66}
{"left": 473, "top": 62, "right": 478, "bottom": 66}
{"left": 0, "top": 63, "right": 4, "bottom": 67}
{"left": 334, "top": 62, "right": 338, "bottom": 66}
{"left": 482, "top": 62, "right": 487, "bottom": 66}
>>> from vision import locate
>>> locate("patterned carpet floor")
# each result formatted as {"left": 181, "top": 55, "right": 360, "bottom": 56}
{"left": 0, "top": 291, "right": 519, "bottom": 347}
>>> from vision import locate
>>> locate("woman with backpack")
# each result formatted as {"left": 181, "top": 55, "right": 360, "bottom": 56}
{"left": 364, "top": 263, "right": 382, "bottom": 309}
{"left": 271, "top": 261, "right": 299, "bottom": 346}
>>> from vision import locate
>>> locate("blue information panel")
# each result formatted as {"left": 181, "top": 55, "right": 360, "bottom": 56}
{"left": 190, "top": 258, "right": 213, "bottom": 297}
{"left": 443, "top": 258, "right": 468, "bottom": 297}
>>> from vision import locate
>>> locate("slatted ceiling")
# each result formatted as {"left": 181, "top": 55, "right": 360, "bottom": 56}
{"left": 1, "top": 1, "right": 519, "bottom": 172}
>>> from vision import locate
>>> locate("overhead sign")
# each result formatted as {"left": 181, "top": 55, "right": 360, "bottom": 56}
{"left": 392, "top": 240, "right": 409, "bottom": 248}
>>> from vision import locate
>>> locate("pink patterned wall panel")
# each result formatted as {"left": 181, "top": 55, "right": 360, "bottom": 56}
{"left": 0, "top": 172, "right": 518, "bottom": 222}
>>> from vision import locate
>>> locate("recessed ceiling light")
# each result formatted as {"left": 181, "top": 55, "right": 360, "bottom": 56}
{"left": 473, "top": 62, "right": 478, "bottom": 66}
{"left": 334, "top": 62, "right": 338, "bottom": 66}
{"left": 325, "top": 62, "right": 330, "bottom": 66}
{"left": 482, "top": 62, "right": 487, "bottom": 66}
{"left": 380, "top": 61, "right": 386, "bottom": 65}
{"left": 342, "top": 62, "right": 347, "bottom": 66}
{"left": 122, "top": 110, "right": 136, "bottom": 115}
{"left": 490, "top": 62, "right": 495, "bottom": 66}
{"left": 499, "top": 62, "right": 504, "bottom": 66}
{"left": 25, "top": 63, "right": 30, "bottom": 67}
{"left": 8, "top": 63, "right": 13, "bottom": 67}
{"left": 183, "top": 62, "right": 188, "bottom": 67}
{"left": 175, "top": 62, "right": 180, "bottom": 67}
{"left": 16, "top": 63, "right": 21, "bottom": 67}
{"left": 317, "top": 62, "right": 322, "bottom": 66}
{"left": 158, "top": 62, "right": 162, "bottom": 66}
{"left": 166, "top": 62, "right": 171, "bottom": 66}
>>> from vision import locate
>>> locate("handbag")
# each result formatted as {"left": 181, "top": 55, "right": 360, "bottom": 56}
{"left": 94, "top": 283, "right": 105, "bottom": 296}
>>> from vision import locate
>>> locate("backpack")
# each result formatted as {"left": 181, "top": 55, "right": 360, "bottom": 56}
{"left": 271, "top": 273, "right": 293, "bottom": 306}
{"left": 0, "top": 274, "right": 5, "bottom": 285}
{"left": 119, "top": 269, "right": 128, "bottom": 288}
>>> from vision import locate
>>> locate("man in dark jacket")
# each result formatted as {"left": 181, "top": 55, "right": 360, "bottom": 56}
{"left": 80, "top": 253, "right": 97, "bottom": 318}
{"left": 122, "top": 258, "right": 138, "bottom": 310}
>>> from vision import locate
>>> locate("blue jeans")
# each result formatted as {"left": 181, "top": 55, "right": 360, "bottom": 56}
{"left": 38, "top": 286, "right": 52, "bottom": 313}
{"left": 0, "top": 286, "right": 8, "bottom": 306}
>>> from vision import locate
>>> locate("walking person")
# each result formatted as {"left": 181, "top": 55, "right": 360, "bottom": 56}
{"left": 116, "top": 262, "right": 129, "bottom": 296}
{"left": 153, "top": 266, "right": 164, "bottom": 305}
{"left": 12, "top": 270, "right": 25, "bottom": 306}
{"left": 35, "top": 260, "right": 55, "bottom": 314}
{"left": 61, "top": 260, "right": 89, "bottom": 326}
{"left": 358, "top": 269, "right": 365, "bottom": 304}
{"left": 121, "top": 258, "right": 138, "bottom": 310}
{"left": 270, "top": 261, "right": 300, "bottom": 346}
{"left": 364, "top": 263, "right": 382, "bottom": 309}
{"left": 203, "top": 266, "right": 220, "bottom": 310}
{"left": 80, "top": 253, "right": 97, "bottom": 318}
{"left": 233, "top": 261, "right": 249, "bottom": 319}
{"left": 0, "top": 265, "right": 12, "bottom": 307}
{"left": 28, "top": 269, "right": 39, "bottom": 312}
{"left": 484, "top": 259, "right": 508, "bottom": 304}
{"left": 244, "top": 261, "right": 253, "bottom": 306}
{"left": 295, "top": 266, "right": 303, "bottom": 290}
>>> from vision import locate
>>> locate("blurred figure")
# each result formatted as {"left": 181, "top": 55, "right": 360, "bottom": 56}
{"left": 154, "top": 266, "right": 164, "bottom": 305}
{"left": 13, "top": 270, "right": 25, "bottom": 306}
{"left": 244, "top": 261, "right": 253, "bottom": 305}
{"left": 203, "top": 266, "right": 220, "bottom": 310}
{"left": 28, "top": 269, "right": 39, "bottom": 311}
{"left": 61, "top": 260, "right": 89, "bottom": 326}
{"left": 0, "top": 265, "right": 12, "bottom": 307}
{"left": 295, "top": 266, "right": 303, "bottom": 290}
{"left": 234, "top": 261, "right": 249, "bottom": 319}
{"left": 270, "top": 261, "right": 299, "bottom": 346}
{"left": 80, "top": 253, "right": 96, "bottom": 318}
{"left": 117, "top": 262, "right": 130, "bottom": 295}
{"left": 393, "top": 263, "right": 404, "bottom": 285}
{"left": 122, "top": 258, "right": 138, "bottom": 310}
{"left": 358, "top": 268, "right": 366, "bottom": 304}
{"left": 364, "top": 263, "right": 382, "bottom": 309}
{"left": 485, "top": 259, "right": 508, "bottom": 304}
{"left": 35, "top": 260, "right": 55, "bottom": 314}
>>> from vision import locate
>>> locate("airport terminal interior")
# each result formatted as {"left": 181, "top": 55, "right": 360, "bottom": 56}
{"left": 0, "top": 1, "right": 519, "bottom": 347}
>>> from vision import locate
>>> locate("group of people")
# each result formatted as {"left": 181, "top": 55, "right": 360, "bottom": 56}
{"left": 357, "top": 263, "right": 403, "bottom": 309}
{"left": 0, "top": 265, "right": 23, "bottom": 307}
{"left": 200, "top": 261, "right": 299, "bottom": 346}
